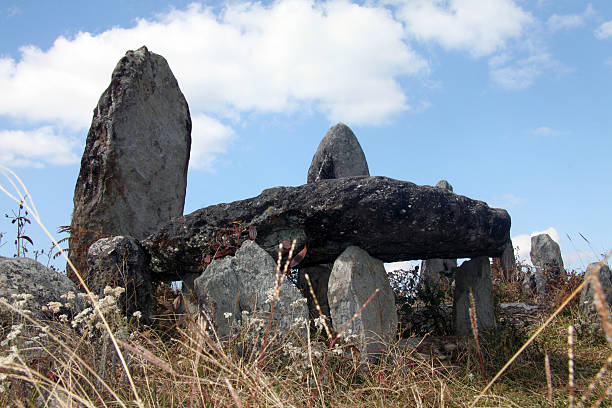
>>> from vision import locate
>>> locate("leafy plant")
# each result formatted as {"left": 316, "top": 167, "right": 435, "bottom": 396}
{"left": 4, "top": 199, "right": 34, "bottom": 257}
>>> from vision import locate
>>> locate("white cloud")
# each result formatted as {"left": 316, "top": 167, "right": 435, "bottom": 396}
{"left": 547, "top": 4, "right": 595, "bottom": 32}
{"left": 500, "top": 193, "right": 525, "bottom": 208}
{"left": 531, "top": 126, "right": 561, "bottom": 137}
{"left": 0, "top": 126, "right": 80, "bottom": 168}
{"left": 389, "top": 0, "right": 533, "bottom": 57}
{"left": 490, "top": 52, "right": 555, "bottom": 90}
{"left": 384, "top": 260, "right": 419, "bottom": 272}
{"left": 189, "top": 114, "right": 234, "bottom": 171}
{"left": 0, "top": 0, "right": 426, "bottom": 131}
{"left": 594, "top": 20, "right": 612, "bottom": 39}
{"left": 512, "top": 227, "right": 561, "bottom": 265}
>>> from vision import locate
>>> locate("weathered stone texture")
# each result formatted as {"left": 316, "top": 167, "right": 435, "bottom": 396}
{"left": 0, "top": 257, "right": 82, "bottom": 321}
{"left": 530, "top": 234, "right": 564, "bottom": 296}
{"left": 580, "top": 262, "right": 612, "bottom": 317}
{"left": 307, "top": 123, "right": 369, "bottom": 183}
{"left": 69, "top": 46, "right": 191, "bottom": 281}
{"left": 298, "top": 264, "right": 332, "bottom": 320}
{"left": 144, "top": 176, "right": 511, "bottom": 281}
{"left": 327, "top": 246, "right": 398, "bottom": 357}
{"left": 193, "top": 240, "right": 308, "bottom": 338}
{"left": 87, "top": 236, "right": 154, "bottom": 324}
{"left": 453, "top": 257, "right": 495, "bottom": 336}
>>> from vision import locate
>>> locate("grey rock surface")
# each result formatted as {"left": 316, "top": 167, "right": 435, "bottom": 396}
{"left": 453, "top": 257, "right": 495, "bottom": 336}
{"left": 0, "top": 257, "right": 82, "bottom": 321}
{"left": 144, "top": 176, "right": 511, "bottom": 281}
{"left": 580, "top": 262, "right": 612, "bottom": 317}
{"left": 307, "top": 123, "right": 369, "bottom": 183}
{"left": 435, "top": 180, "right": 453, "bottom": 192}
{"left": 327, "top": 246, "right": 398, "bottom": 357}
{"left": 87, "top": 236, "right": 153, "bottom": 324}
{"left": 420, "top": 180, "right": 457, "bottom": 289}
{"left": 499, "top": 240, "right": 516, "bottom": 279}
{"left": 530, "top": 234, "right": 564, "bottom": 296}
{"left": 69, "top": 46, "right": 191, "bottom": 282}
{"left": 193, "top": 240, "right": 308, "bottom": 339}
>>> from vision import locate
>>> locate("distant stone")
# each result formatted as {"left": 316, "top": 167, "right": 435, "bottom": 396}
{"left": 145, "top": 176, "right": 511, "bottom": 280}
{"left": 435, "top": 180, "right": 453, "bottom": 192}
{"left": 307, "top": 123, "right": 369, "bottom": 183}
{"left": 193, "top": 240, "right": 308, "bottom": 339}
{"left": 87, "top": 236, "right": 153, "bottom": 324}
{"left": 0, "top": 257, "right": 82, "bottom": 321}
{"left": 327, "top": 246, "right": 397, "bottom": 357}
{"left": 69, "top": 46, "right": 191, "bottom": 284}
{"left": 580, "top": 262, "right": 612, "bottom": 318}
{"left": 530, "top": 234, "right": 564, "bottom": 296}
{"left": 420, "top": 258, "right": 457, "bottom": 288}
{"left": 420, "top": 180, "right": 457, "bottom": 288}
{"left": 453, "top": 257, "right": 495, "bottom": 336}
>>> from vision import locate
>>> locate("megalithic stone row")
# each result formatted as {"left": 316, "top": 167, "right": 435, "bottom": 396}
{"left": 143, "top": 176, "right": 511, "bottom": 281}
{"left": 69, "top": 46, "right": 191, "bottom": 285}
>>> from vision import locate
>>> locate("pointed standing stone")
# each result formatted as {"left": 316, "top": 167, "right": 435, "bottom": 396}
{"left": 307, "top": 123, "right": 369, "bottom": 183}
{"left": 529, "top": 234, "right": 564, "bottom": 297}
{"left": 69, "top": 46, "right": 191, "bottom": 286}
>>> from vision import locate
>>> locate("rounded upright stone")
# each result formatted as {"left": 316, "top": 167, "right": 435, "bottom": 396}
{"left": 69, "top": 46, "right": 191, "bottom": 282}
{"left": 328, "top": 246, "right": 398, "bottom": 358}
{"left": 435, "top": 180, "right": 453, "bottom": 192}
{"left": 307, "top": 123, "right": 369, "bottom": 183}
{"left": 580, "top": 262, "right": 612, "bottom": 319}
{"left": 453, "top": 257, "right": 495, "bottom": 336}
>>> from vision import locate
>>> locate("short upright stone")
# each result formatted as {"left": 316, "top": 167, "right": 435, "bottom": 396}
{"left": 87, "top": 236, "right": 153, "bottom": 324}
{"left": 69, "top": 46, "right": 191, "bottom": 284}
{"left": 530, "top": 234, "right": 564, "bottom": 296}
{"left": 194, "top": 241, "right": 308, "bottom": 339}
{"left": 328, "top": 246, "right": 398, "bottom": 357}
{"left": 580, "top": 262, "right": 612, "bottom": 318}
{"left": 420, "top": 180, "right": 457, "bottom": 289}
{"left": 453, "top": 257, "right": 495, "bottom": 336}
{"left": 307, "top": 123, "right": 369, "bottom": 183}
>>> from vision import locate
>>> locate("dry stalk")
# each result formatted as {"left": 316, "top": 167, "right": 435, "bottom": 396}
{"left": 568, "top": 325, "right": 575, "bottom": 408}
{"left": 469, "top": 288, "right": 486, "bottom": 380}
{"left": 577, "top": 352, "right": 612, "bottom": 407}
{"left": 304, "top": 273, "right": 333, "bottom": 339}
{"left": 545, "top": 350, "right": 553, "bottom": 405}
{"left": 0, "top": 165, "right": 144, "bottom": 407}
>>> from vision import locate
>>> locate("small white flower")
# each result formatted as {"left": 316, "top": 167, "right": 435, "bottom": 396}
{"left": 223, "top": 312, "right": 233, "bottom": 319}
{"left": 132, "top": 311, "right": 142, "bottom": 319}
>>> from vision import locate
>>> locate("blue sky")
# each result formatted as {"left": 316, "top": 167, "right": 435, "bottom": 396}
{"left": 0, "top": 0, "right": 610, "bottom": 272}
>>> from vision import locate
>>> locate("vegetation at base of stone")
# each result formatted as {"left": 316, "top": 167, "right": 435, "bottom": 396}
{"left": 388, "top": 265, "right": 454, "bottom": 336}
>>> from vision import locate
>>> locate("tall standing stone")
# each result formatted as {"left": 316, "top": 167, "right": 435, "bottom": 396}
{"left": 420, "top": 180, "right": 457, "bottom": 289}
{"left": 301, "top": 123, "right": 370, "bottom": 323}
{"left": 328, "top": 246, "right": 398, "bottom": 358}
{"left": 529, "top": 234, "right": 564, "bottom": 297}
{"left": 453, "top": 257, "right": 495, "bottom": 336}
{"left": 69, "top": 46, "right": 191, "bottom": 285}
{"left": 307, "top": 123, "right": 369, "bottom": 183}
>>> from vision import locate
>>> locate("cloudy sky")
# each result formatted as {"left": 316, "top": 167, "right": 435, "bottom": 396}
{"left": 0, "top": 0, "right": 610, "bottom": 271}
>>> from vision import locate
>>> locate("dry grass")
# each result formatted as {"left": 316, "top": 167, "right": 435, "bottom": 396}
{"left": 1, "top": 165, "right": 611, "bottom": 407}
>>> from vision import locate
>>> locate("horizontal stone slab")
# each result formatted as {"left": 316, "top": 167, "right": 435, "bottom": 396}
{"left": 143, "top": 176, "right": 510, "bottom": 280}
